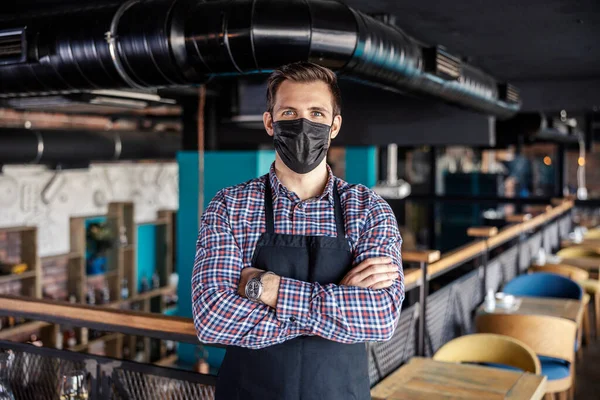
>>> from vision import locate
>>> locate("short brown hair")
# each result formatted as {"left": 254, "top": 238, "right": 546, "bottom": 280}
{"left": 266, "top": 62, "right": 342, "bottom": 116}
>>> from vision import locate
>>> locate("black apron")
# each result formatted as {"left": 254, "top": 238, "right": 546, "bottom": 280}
{"left": 215, "top": 177, "right": 370, "bottom": 400}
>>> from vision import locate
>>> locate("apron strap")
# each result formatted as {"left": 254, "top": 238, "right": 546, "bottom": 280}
{"left": 332, "top": 180, "right": 346, "bottom": 239}
{"left": 264, "top": 177, "right": 275, "bottom": 234}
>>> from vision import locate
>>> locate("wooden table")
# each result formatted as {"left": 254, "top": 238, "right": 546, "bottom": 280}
{"left": 370, "top": 357, "right": 546, "bottom": 400}
{"left": 477, "top": 296, "right": 584, "bottom": 326}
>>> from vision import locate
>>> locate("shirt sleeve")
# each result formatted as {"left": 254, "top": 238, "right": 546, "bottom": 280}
{"left": 275, "top": 194, "right": 404, "bottom": 343}
{"left": 191, "top": 189, "right": 308, "bottom": 349}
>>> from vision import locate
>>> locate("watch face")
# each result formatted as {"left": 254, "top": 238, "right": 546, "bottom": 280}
{"left": 247, "top": 280, "right": 261, "bottom": 299}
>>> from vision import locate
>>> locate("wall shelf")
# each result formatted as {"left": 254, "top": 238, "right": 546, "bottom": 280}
{"left": 0, "top": 321, "right": 50, "bottom": 341}
{"left": 0, "top": 270, "right": 36, "bottom": 284}
{"left": 154, "top": 354, "right": 178, "bottom": 367}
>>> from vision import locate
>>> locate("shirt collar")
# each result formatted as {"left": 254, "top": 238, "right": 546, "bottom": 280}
{"left": 268, "top": 163, "right": 336, "bottom": 206}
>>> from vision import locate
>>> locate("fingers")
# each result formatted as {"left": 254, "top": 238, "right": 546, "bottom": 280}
{"left": 352, "top": 264, "right": 397, "bottom": 284}
{"left": 370, "top": 280, "right": 395, "bottom": 290}
{"left": 350, "top": 257, "right": 392, "bottom": 274}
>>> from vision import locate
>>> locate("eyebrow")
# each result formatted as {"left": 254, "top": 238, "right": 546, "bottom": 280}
{"left": 277, "top": 105, "right": 330, "bottom": 114}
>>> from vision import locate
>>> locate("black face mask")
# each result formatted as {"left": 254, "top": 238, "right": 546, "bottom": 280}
{"left": 272, "top": 118, "right": 332, "bottom": 174}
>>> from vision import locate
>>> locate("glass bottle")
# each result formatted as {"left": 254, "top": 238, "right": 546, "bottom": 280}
{"left": 0, "top": 350, "right": 15, "bottom": 400}
{"left": 120, "top": 279, "right": 129, "bottom": 300}
{"left": 59, "top": 370, "right": 88, "bottom": 400}
{"left": 151, "top": 273, "right": 160, "bottom": 290}
{"left": 140, "top": 277, "right": 149, "bottom": 293}
{"left": 119, "top": 226, "right": 128, "bottom": 247}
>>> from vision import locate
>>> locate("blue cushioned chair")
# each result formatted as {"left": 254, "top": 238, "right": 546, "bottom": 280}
{"left": 502, "top": 272, "right": 583, "bottom": 300}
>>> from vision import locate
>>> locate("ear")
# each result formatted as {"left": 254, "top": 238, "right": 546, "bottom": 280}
{"left": 330, "top": 114, "right": 342, "bottom": 140}
{"left": 264, "top": 112, "right": 274, "bottom": 137}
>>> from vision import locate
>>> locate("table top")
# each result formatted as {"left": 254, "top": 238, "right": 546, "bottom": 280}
{"left": 555, "top": 256, "right": 600, "bottom": 272}
{"left": 371, "top": 357, "right": 546, "bottom": 400}
{"left": 477, "top": 296, "right": 583, "bottom": 323}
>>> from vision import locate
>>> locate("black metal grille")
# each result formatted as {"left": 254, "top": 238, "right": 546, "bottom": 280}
{"left": 486, "top": 259, "right": 502, "bottom": 292}
{"left": 110, "top": 369, "right": 215, "bottom": 400}
{"left": 518, "top": 240, "right": 531, "bottom": 272}
{"left": 559, "top": 216, "right": 572, "bottom": 239}
{"left": 499, "top": 247, "right": 518, "bottom": 283}
{"left": 368, "top": 303, "right": 417, "bottom": 384}
{"left": 0, "top": 346, "right": 91, "bottom": 400}
{"left": 527, "top": 232, "right": 543, "bottom": 259}
{"left": 0, "top": 341, "right": 217, "bottom": 400}
{"left": 425, "top": 286, "right": 456, "bottom": 356}
{"left": 452, "top": 270, "right": 481, "bottom": 336}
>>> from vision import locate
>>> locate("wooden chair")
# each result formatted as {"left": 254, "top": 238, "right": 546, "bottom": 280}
{"left": 557, "top": 246, "right": 600, "bottom": 259}
{"left": 584, "top": 228, "right": 600, "bottom": 240}
{"left": 529, "top": 264, "right": 592, "bottom": 348}
{"left": 476, "top": 314, "right": 577, "bottom": 400}
{"left": 554, "top": 247, "right": 600, "bottom": 339}
{"left": 433, "top": 333, "right": 541, "bottom": 374}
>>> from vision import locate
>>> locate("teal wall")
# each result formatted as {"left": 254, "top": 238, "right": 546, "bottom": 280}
{"left": 203, "top": 150, "right": 275, "bottom": 208}
{"left": 345, "top": 146, "right": 378, "bottom": 187}
{"left": 177, "top": 150, "right": 274, "bottom": 369}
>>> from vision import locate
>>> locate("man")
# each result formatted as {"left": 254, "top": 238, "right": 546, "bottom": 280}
{"left": 192, "top": 62, "right": 404, "bottom": 400}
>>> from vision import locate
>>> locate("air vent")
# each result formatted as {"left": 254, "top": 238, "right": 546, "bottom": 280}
{"left": 423, "top": 46, "right": 461, "bottom": 80}
{"left": 498, "top": 83, "right": 520, "bottom": 104}
{"left": 0, "top": 28, "right": 27, "bottom": 65}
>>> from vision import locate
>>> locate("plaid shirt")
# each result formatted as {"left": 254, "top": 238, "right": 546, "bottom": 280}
{"left": 192, "top": 163, "right": 404, "bottom": 349}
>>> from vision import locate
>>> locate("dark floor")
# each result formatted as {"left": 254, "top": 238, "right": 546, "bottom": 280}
{"left": 576, "top": 334, "right": 600, "bottom": 399}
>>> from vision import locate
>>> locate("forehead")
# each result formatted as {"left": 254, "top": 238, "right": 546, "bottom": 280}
{"left": 274, "top": 80, "right": 333, "bottom": 111}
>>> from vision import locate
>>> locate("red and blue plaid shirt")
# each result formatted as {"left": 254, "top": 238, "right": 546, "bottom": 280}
{"left": 192, "top": 163, "right": 404, "bottom": 349}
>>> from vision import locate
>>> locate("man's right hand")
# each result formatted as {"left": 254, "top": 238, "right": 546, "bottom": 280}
{"left": 339, "top": 257, "right": 399, "bottom": 290}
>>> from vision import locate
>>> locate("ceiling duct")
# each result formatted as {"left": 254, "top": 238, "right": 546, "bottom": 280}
{"left": 0, "top": 0, "right": 520, "bottom": 118}
{"left": 0, "top": 129, "right": 180, "bottom": 166}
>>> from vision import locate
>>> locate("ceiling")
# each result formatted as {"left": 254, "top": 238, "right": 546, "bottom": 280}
{"left": 3, "top": 0, "right": 598, "bottom": 83}
{"left": 343, "top": 0, "right": 600, "bottom": 82}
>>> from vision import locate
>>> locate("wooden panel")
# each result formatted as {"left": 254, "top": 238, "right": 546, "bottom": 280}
{"left": 19, "top": 228, "right": 40, "bottom": 298}
{"left": 467, "top": 226, "right": 498, "bottom": 238}
{"left": 506, "top": 214, "right": 532, "bottom": 223}
{"left": 67, "top": 256, "right": 85, "bottom": 302}
{"left": 0, "top": 295, "right": 198, "bottom": 344}
{"left": 403, "top": 250, "right": 441, "bottom": 264}
{"left": 371, "top": 357, "right": 545, "bottom": 400}
{"left": 403, "top": 268, "right": 420, "bottom": 289}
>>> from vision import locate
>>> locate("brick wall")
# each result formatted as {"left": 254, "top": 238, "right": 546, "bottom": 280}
{"left": 41, "top": 255, "right": 69, "bottom": 300}
{"left": 0, "top": 232, "right": 68, "bottom": 299}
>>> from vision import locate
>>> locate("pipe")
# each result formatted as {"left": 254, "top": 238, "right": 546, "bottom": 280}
{"left": 0, "top": 129, "right": 180, "bottom": 165}
{"left": 0, "top": 0, "right": 520, "bottom": 118}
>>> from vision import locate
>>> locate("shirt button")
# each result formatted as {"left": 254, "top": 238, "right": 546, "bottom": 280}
{"left": 289, "top": 317, "right": 296, "bottom": 323}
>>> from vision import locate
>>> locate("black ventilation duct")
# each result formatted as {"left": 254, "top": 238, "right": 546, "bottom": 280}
{"left": 0, "top": 0, "right": 521, "bottom": 118}
{"left": 0, "top": 129, "right": 181, "bottom": 165}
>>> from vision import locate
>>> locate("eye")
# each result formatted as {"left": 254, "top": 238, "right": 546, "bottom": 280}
{"left": 282, "top": 110, "right": 296, "bottom": 116}
{"left": 312, "top": 111, "right": 323, "bottom": 117}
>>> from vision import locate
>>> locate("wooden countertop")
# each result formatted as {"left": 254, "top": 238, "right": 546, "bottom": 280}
{"left": 371, "top": 357, "right": 546, "bottom": 400}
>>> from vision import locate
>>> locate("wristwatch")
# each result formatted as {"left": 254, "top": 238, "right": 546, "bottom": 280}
{"left": 245, "top": 271, "right": 275, "bottom": 303}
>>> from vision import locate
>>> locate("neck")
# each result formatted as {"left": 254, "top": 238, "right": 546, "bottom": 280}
{"left": 274, "top": 155, "right": 329, "bottom": 201}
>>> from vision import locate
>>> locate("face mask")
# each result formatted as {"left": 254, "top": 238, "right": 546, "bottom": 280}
{"left": 272, "top": 118, "right": 332, "bottom": 174}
